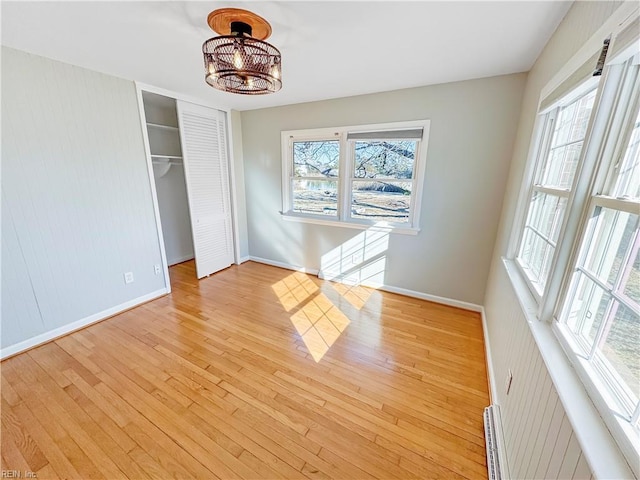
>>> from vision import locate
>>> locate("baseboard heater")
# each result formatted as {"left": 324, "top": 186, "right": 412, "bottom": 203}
{"left": 483, "top": 404, "right": 509, "bottom": 480}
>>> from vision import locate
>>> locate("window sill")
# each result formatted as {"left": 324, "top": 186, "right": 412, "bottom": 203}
{"left": 501, "top": 258, "right": 635, "bottom": 480}
{"left": 280, "top": 212, "right": 420, "bottom": 235}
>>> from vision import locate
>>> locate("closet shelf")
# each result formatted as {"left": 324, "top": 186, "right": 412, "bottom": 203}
{"left": 151, "top": 154, "right": 182, "bottom": 160}
{"left": 147, "top": 122, "right": 179, "bottom": 131}
{"left": 152, "top": 161, "right": 181, "bottom": 167}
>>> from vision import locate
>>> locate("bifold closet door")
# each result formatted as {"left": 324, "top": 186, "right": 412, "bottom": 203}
{"left": 177, "top": 101, "right": 234, "bottom": 279}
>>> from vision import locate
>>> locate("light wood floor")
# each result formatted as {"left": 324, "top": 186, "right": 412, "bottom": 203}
{"left": 1, "top": 260, "right": 490, "bottom": 479}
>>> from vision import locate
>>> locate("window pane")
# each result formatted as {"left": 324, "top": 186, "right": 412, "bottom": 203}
{"left": 542, "top": 142, "right": 583, "bottom": 189}
{"left": 292, "top": 180, "right": 338, "bottom": 216}
{"left": 600, "top": 301, "right": 640, "bottom": 402}
{"left": 293, "top": 140, "right": 339, "bottom": 178}
{"left": 519, "top": 227, "right": 556, "bottom": 293}
{"left": 353, "top": 141, "right": 416, "bottom": 179}
{"left": 581, "top": 208, "right": 638, "bottom": 287}
{"left": 562, "top": 204, "right": 639, "bottom": 410}
{"left": 554, "top": 89, "right": 595, "bottom": 144}
{"left": 613, "top": 105, "right": 640, "bottom": 200}
{"left": 351, "top": 181, "right": 412, "bottom": 223}
{"left": 526, "top": 192, "right": 567, "bottom": 242}
{"left": 566, "top": 273, "right": 612, "bottom": 347}
{"left": 518, "top": 192, "right": 567, "bottom": 293}
{"left": 553, "top": 100, "right": 577, "bottom": 146}
{"left": 540, "top": 88, "right": 596, "bottom": 189}
{"left": 623, "top": 245, "right": 640, "bottom": 304}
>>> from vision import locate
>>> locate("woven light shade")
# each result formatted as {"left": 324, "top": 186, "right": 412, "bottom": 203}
{"left": 203, "top": 10, "right": 282, "bottom": 95}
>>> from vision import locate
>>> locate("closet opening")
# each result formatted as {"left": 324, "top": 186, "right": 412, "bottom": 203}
{"left": 142, "top": 91, "right": 195, "bottom": 269}
{"left": 140, "top": 89, "right": 236, "bottom": 281}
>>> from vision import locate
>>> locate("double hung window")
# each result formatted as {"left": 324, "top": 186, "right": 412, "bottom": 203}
{"left": 557, "top": 56, "right": 640, "bottom": 447}
{"left": 282, "top": 121, "right": 429, "bottom": 232}
{"left": 517, "top": 84, "right": 598, "bottom": 296}
{"left": 513, "top": 21, "right": 639, "bottom": 471}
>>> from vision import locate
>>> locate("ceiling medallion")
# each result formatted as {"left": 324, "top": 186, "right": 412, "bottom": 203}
{"left": 203, "top": 8, "right": 282, "bottom": 95}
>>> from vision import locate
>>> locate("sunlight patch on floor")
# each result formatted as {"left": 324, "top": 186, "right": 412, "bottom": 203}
{"left": 271, "top": 272, "right": 319, "bottom": 312}
{"left": 329, "top": 282, "right": 373, "bottom": 310}
{"left": 290, "top": 293, "right": 351, "bottom": 362}
{"left": 272, "top": 272, "right": 351, "bottom": 362}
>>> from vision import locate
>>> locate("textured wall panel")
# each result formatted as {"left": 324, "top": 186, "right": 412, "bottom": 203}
{"left": 485, "top": 267, "right": 593, "bottom": 479}
{"left": 1, "top": 47, "right": 165, "bottom": 349}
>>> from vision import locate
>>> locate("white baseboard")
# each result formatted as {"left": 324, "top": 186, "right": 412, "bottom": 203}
{"left": 372, "top": 283, "right": 483, "bottom": 313}
{"left": 238, "top": 255, "right": 251, "bottom": 265}
{"left": 0, "top": 288, "right": 168, "bottom": 360}
{"left": 250, "top": 256, "right": 482, "bottom": 313}
{"left": 248, "top": 256, "right": 320, "bottom": 275}
{"left": 481, "top": 307, "right": 499, "bottom": 403}
{"left": 168, "top": 254, "right": 194, "bottom": 266}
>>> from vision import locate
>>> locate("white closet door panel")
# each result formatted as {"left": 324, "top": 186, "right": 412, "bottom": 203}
{"left": 216, "top": 108, "right": 235, "bottom": 257}
{"left": 177, "top": 101, "right": 233, "bottom": 279}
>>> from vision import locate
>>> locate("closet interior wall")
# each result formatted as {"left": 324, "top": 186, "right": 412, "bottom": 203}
{"left": 142, "top": 91, "right": 195, "bottom": 267}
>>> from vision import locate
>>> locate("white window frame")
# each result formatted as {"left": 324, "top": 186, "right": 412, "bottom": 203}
{"left": 507, "top": 14, "right": 640, "bottom": 477}
{"left": 281, "top": 120, "right": 430, "bottom": 235}
{"left": 514, "top": 78, "right": 600, "bottom": 303}
{"left": 553, "top": 54, "right": 640, "bottom": 471}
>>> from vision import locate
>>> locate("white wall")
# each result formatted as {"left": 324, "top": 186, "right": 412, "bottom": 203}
{"left": 153, "top": 166, "right": 194, "bottom": 265}
{"left": 483, "top": 2, "right": 625, "bottom": 478}
{"left": 230, "top": 110, "right": 249, "bottom": 260}
{"left": 1, "top": 47, "right": 166, "bottom": 352}
{"left": 240, "top": 73, "right": 526, "bottom": 305}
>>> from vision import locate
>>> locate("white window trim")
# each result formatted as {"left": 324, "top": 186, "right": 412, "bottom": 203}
{"left": 504, "top": 5, "right": 640, "bottom": 478}
{"left": 502, "top": 258, "right": 635, "bottom": 480}
{"left": 513, "top": 107, "right": 559, "bottom": 303}
{"left": 281, "top": 120, "right": 430, "bottom": 234}
{"left": 514, "top": 78, "right": 600, "bottom": 305}
{"left": 553, "top": 319, "right": 640, "bottom": 475}
{"left": 551, "top": 58, "right": 640, "bottom": 469}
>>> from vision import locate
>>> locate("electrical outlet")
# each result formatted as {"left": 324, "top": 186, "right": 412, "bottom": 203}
{"left": 506, "top": 369, "right": 513, "bottom": 395}
{"left": 154, "top": 264, "right": 161, "bottom": 275}
{"left": 124, "top": 272, "right": 134, "bottom": 284}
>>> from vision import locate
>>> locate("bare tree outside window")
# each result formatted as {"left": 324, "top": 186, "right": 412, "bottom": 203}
{"left": 282, "top": 121, "right": 428, "bottom": 231}
{"left": 351, "top": 140, "right": 417, "bottom": 222}
{"left": 292, "top": 140, "right": 339, "bottom": 215}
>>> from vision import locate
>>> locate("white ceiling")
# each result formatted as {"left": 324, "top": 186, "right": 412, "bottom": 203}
{"left": 1, "top": 1, "right": 572, "bottom": 111}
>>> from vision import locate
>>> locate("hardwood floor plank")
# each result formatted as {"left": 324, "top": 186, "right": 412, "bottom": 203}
{"left": 316, "top": 447, "right": 376, "bottom": 479}
{"left": 236, "top": 449, "right": 295, "bottom": 480}
{"left": 17, "top": 355, "right": 128, "bottom": 479}
{"left": 126, "top": 446, "right": 174, "bottom": 480}
{"left": 221, "top": 380, "right": 310, "bottom": 436}
{"left": 1, "top": 373, "right": 23, "bottom": 407}
{"left": 1, "top": 399, "right": 48, "bottom": 472}
{"left": 2, "top": 260, "right": 489, "bottom": 479}
{"left": 122, "top": 423, "right": 210, "bottom": 479}
{"left": 61, "top": 383, "right": 151, "bottom": 479}
{"left": 88, "top": 350, "right": 260, "bottom": 479}
{"left": 36, "top": 463, "right": 61, "bottom": 480}
{"left": 124, "top": 423, "right": 214, "bottom": 479}
{"left": 0, "top": 418, "right": 36, "bottom": 474}
{"left": 232, "top": 404, "right": 323, "bottom": 457}
{"left": 3, "top": 360, "right": 105, "bottom": 479}
{"left": 185, "top": 391, "right": 308, "bottom": 473}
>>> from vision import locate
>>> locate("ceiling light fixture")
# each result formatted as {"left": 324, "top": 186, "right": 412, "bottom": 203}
{"left": 203, "top": 8, "right": 282, "bottom": 95}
